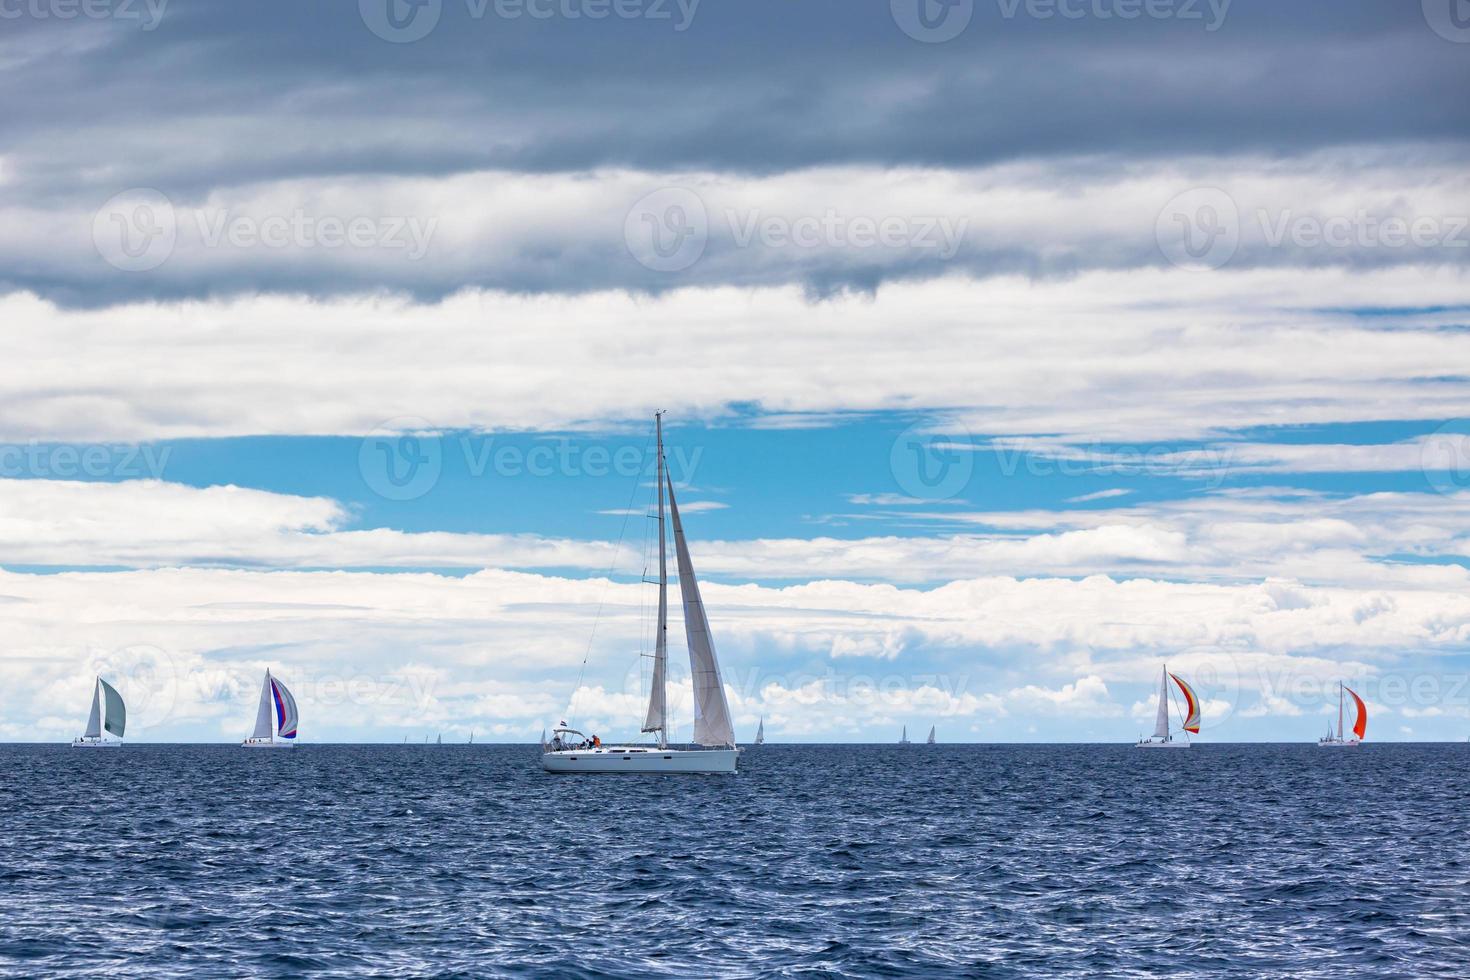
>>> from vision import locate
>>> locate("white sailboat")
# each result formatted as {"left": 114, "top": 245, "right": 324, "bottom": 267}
{"left": 543, "top": 413, "right": 739, "bottom": 774}
{"left": 899, "top": 725, "right": 911, "bottom": 746}
{"left": 926, "top": 725, "right": 936, "bottom": 745}
{"left": 753, "top": 716, "right": 765, "bottom": 746}
{"left": 72, "top": 676, "right": 125, "bottom": 748}
{"left": 242, "top": 669, "right": 298, "bottom": 748}
{"left": 1136, "top": 664, "right": 1200, "bottom": 749}
{"left": 1318, "top": 682, "right": 1366, "bottom": 748}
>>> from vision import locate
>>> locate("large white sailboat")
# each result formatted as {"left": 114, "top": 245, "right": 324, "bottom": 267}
{"left": 543, "top": 413, "right": 739, "bottom": 775}
{"left": 1136, "top": 664, "right": 1200, "bottom": 749}
{"left": 242, "top": 669, "right": 298, "bottom": 748}
{"left": 72, "top": 676, "right": 125, "bottom": 748}
{"left": 1318, "top": 682, "right": 1366, "bottom": 748}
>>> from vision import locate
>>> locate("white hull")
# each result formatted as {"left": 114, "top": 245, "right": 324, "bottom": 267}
{"left": 542, "top": 746, "right": 738, "bottom": 774}
{"left": 242, "top": 738, "right": 294, "bottom": 749}
{"left": 1317, "top": 739, "right": 1361, "bottom": 748}
{"left": 71, "top": 738, "right": 121, "bottom": 749}
{"left": 1135, "top": 739, "right": 1189, "bottom": 749}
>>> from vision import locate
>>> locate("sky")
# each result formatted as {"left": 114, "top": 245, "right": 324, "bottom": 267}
{"left": 2, "top": 0, "right": 1469, "bottom": 743}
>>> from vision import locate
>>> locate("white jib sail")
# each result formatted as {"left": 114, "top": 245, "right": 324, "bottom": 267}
{"left": 1152, "top": 667, "right": 1171, "bottom": 739}
{"left": 666, "top": 474, "right": 736, "bottom": 748}
{"left": 84, "top": 679, "right": 103, "bottom": 738}
{"left": 272, "top": 677, "right": 299, "bottom": 738}
{"left": 251, "top": 670, "right": 275, "bottom": 740}
{"left": 641, "top": 415, "right": 669, "bottom": 742}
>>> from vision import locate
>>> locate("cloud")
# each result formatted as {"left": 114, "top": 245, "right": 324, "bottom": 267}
{"left": 1, "top": 265, "right": 1467, "bottom": 443}
{"left": 1066, "top": 489, "right": 1133, "bottom": 503}
{"left": 11, "top": 154, "right": 1469, "bottom": 303}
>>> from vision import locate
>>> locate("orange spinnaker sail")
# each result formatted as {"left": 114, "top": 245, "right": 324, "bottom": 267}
{"left": 1170, "top": 673, "right": 1201, "bottom": 734}
{"left": 1345, "top": 685, "right": 1367, "bottom": 740}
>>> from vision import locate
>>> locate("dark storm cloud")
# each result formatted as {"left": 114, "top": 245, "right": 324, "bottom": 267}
{"left": 1, "top": 0, "right": 1466, "bottom": 302}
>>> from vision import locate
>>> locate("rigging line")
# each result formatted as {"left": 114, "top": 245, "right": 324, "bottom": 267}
{"left": 565, "top": 422, "right": 658, "bottom": 731}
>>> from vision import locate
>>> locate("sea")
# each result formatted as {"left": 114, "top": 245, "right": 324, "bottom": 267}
{"left": 2, "top": 743, "right": 1467, "bottom": 977}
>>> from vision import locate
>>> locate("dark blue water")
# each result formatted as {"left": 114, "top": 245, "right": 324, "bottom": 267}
{"left": 2, "top": 744, "right": 1467, "bottom": 977}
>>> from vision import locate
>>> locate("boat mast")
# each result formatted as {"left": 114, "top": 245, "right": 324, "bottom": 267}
{"left": 1338, "top": 681, "right": 1343, "bottom": 741}
{"left": 654, "top": 411, "right": 669, "bottom": 748}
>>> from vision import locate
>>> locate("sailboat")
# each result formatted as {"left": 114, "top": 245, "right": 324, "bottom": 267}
{"left": 543, "top": 413, "right": 739, "bottom": 774}
{"left": 242, "top": 668, "right": 298, "bottom": 748}
{"left": 754, "top": 716, "right": 764, "bottom": 746}
{"left": 1136, "top": 664, "right": 1200, "bottom": 749}
{"left": 468, "top": 731, "right": 474, "bottom": 745}
{"left": 436, "top": 733, "right": 442, "bottom": 746}
{"left": 72, "top": 676, "right": 125, "bottom": 748}
{"left": 926, "top": 725, "right": 936, "bottom": 745}
{"left": 899, "top": 725, "right": 911, "bottom": 746}
{"left": 1318, "top": 682, "right": 1366, "bottom": 747}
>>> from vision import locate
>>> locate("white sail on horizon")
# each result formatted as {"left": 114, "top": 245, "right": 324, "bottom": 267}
{"left": 1152, "top": 667, "right": 1171, "bottom": 739}
{"left": 250, "top": 670, "right": 275, "bottom": 740}
{"left": 84, "top": 680, "right": 102, "bottom": 739}
{"left": 667, "top": 474, "right": 736, "bottom": 748}
{"left": 82, "top": 677, "right": 126, "bottom": 741}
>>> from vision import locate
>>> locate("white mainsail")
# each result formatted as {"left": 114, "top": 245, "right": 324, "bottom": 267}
{"left": 927, "top": 726, "right": 936, "bottom": 744}
{"left": 641, "top": 413, "right": 670, "bottom": 745}
{"left": 1152, "top": 666, "right": 1171, "bottom": 739}
{"left": 250, "top": 671, "right": 275, "bottom": 740}
{"left": 84, "top": 680, "right": 103, "bottom": 739}
{"left": 755, "top": 716, "right": 765, "bottom": 745}
{"left": 667, "top": 473, "right": 736, "bottom": 748}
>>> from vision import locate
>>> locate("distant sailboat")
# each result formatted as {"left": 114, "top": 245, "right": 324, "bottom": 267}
{"left": 1318, "top": 682, "right": 1366, "bottom": 748}
{"left": 72, "top": 676, "right": 125, "bottom": 748}
{"left": 899, "top": 725, "right": 911, "bottom": 746}
{"left": 436, "top": 733, "right": 442, "bottom": 746}
{"left": 754, "top": 716, "right": 765, "bottom": 746}
{"left": 1136, "top": 664, "right": 1200, "bottom": 749}
{"left": 543, "top": 413, "right": 740, "bottom": 774}
{"left": 468, "top": 731, "right": 474, "bottom": 745}
{"left": 926, "top": 726, "right": 936, "bottom": 745}
{"left": 242, "top": 669, "right": 298, "bottom": 749}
